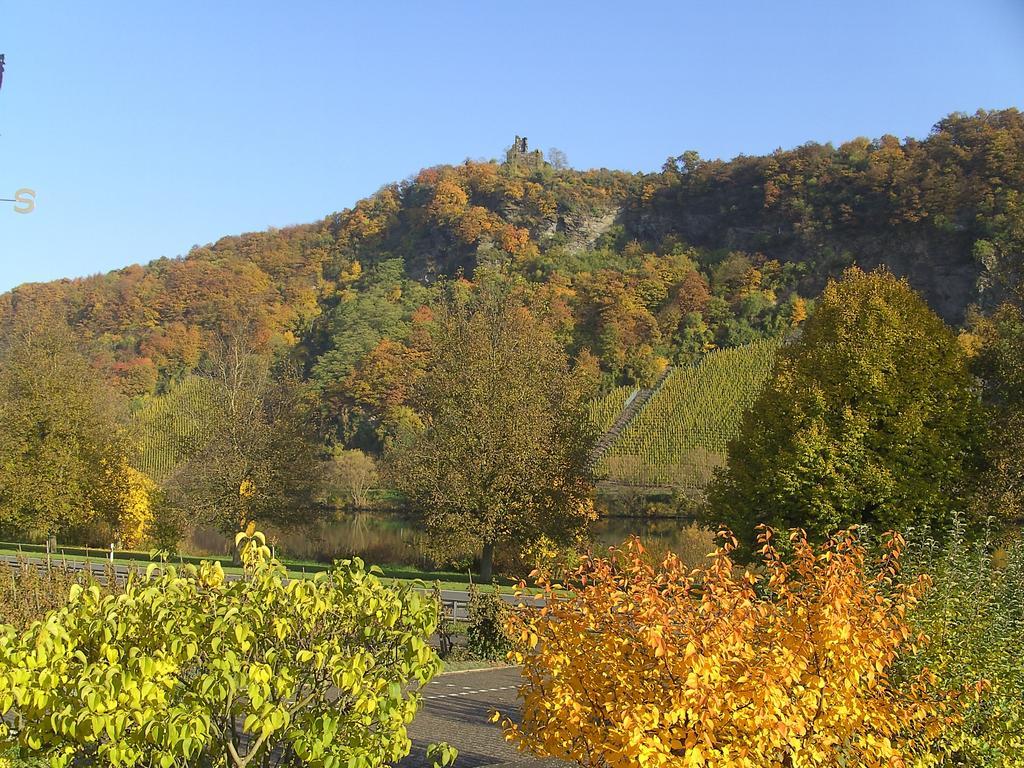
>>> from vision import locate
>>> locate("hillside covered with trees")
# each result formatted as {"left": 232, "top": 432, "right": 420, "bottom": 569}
{"left": 3, "top": 109, "right": 1020, "bottom": 388}
{"left": 1, "top": 108, "right": 1022, "bottom": 549}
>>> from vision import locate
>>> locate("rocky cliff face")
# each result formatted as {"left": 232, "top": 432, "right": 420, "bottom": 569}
{"left": 832, "top": 231, "right": 981, "bottom": 324}
{"left": 560, "top": 208, "right": 621, "bottom": 253}
{"left": 625, "top": 205, "right": 995, "bottom": 326}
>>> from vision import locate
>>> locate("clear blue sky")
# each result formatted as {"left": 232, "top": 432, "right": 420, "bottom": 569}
{"left": 1, "top": 1, "right": 1022, "bottom": 292}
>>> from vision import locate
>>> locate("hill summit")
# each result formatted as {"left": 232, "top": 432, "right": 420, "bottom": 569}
{"left": 2, "top": 108, "right": 1021, "bottom": 401}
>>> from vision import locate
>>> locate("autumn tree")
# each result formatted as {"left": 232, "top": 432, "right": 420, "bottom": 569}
{"left": 707, "top": 268, "right": 982, "bottom": 547}
{"left": 385, "top": 271, "right": 596, "bottom": 580}
{"left": 503, "top": 529, "right": 957, "bottom": 768}
{"left": 576, "top": 269, "right": 661, "bottom": 384}
{"left": 656, "top": 269, "right": 711, "bottom": 338}
{"left": 325, "top": 448, "right": 379, "bottom": 509}
{"left": 0, "top": 311, "right": 151, "bottom": 542}
{"left": 344, "top": 338, "right": 424, "bottom": 415}
{"left": 311, "top": 258, "right": 433, "bottom": 445}
{"left": 165, "top": 334, "right": 320, "bottom": 538}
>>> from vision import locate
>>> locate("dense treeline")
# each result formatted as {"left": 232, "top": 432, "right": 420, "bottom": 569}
{"left": 639, "top": 109, "right": 1024, "bottom": 322}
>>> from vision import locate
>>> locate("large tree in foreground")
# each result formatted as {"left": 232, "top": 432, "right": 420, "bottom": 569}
{"left": 707, "top": 267, "right": 982, "bottom": 547}
{"left": 386, "top": 272, "right": 595, "bottom": 580}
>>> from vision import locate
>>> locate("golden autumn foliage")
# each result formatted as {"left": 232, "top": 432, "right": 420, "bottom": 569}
{"left": 1, "top": 110, "right": 1019, "bottom": 408}
{"left": 499, "top": 224, "right": 534, "bottom": 257}
{"left": 89, "top": 457, "right": 157, "bottom": 546}
{"left": 429, "top": 177, "right": 470, "bottom": 222}
{"left": 455, "top": 205, "right": 497, "bottom": 244}
{"left": 344, "top": 337, "right": 427, "bottom": 413}
{"left": 790, "top": 296, "right": 808, "bottom": 325}
{"left": 503, "top": 529, "right": 960, "bottom": 768}
{"left": 112, "top": 464, "right": 156, "bottom": 547}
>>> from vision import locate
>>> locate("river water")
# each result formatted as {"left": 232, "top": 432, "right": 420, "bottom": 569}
{"left": 187, "top": 511, "right": 715, "bottom": 572}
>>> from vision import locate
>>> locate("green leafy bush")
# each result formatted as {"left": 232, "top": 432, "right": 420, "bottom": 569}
{"left": 903, "top": 517, "right": 1024, "bottom": 766}
{"left": 465, "top": 584, "right": 514, "bottom": 661}
{"left": 0, "top": 528, "right": 451, "bottom": 768}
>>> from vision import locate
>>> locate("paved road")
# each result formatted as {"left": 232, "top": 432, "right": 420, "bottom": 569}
{"left": 400, "top": 667, "right": 569, "bottom": 768}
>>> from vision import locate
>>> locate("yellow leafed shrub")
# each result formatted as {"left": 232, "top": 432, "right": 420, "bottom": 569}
{"left": 502, "top": 528, "right": 961, "bottom": 768}
{"left": 114, "top": 465, "right": 156, "bottom": 547}
{"left": 0, "top": 527, "right": 453, "bottom": 768}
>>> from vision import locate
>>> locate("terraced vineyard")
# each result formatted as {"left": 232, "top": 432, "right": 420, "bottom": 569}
{"left": 587, "top": 384, "right": 636, "bottom": 433}
{"left": 598, "top": 339, "right": 781, "bottom": 490}
{"left": 130, "top": 376, "right": 219, "bottom": 481}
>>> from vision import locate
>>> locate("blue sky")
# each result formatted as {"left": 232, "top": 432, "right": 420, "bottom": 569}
{"left": 1, "top": 1, "right": 1022, "bottom": 292}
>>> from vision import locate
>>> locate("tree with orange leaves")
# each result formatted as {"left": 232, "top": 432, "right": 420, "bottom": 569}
{"left": 344, "top": 337, "right": 426, "bottom": 415}
{"left": 502, "top": 528, "right": 960, "bottom": 768}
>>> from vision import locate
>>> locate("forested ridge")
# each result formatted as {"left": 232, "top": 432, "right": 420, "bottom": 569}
{"left": 4, "top": 109, "right": 1019, "bottom": 391}
{"left": 1, "top": 108, "right": 1022, "bottom": 451}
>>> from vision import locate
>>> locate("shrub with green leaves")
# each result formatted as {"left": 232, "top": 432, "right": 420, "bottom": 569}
{"left": 465, "top": 584, "right": 514, "bottom": 661}
{"left": 902, "top": 518, "right": 1024, "bottom": 766}
{"left": 0, "top": 528, "right": 453, "bottom": 768}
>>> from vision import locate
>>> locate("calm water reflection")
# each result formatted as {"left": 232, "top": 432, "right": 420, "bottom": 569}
{"left": 188, "top": 511, "right": 715, "bottom": 570}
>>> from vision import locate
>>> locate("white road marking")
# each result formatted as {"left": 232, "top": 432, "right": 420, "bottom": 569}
{"left": 424, "top": 684, "right": 518, "bottom": 700}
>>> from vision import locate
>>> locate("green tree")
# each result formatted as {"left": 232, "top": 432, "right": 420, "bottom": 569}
{"left": 971, "top": 301, "right": 1024, "bottom": 520}
{"left": 0, "top": 312, "right": 133, "bottom": 541}
{"left": 385, "top": 272, "right": 596, "bottom": 580}
{"left": 706, "top": 267, "right": 982, "bottom": 546}
{"left": 165, "top": 334, "right": 320, "bottom": 539}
